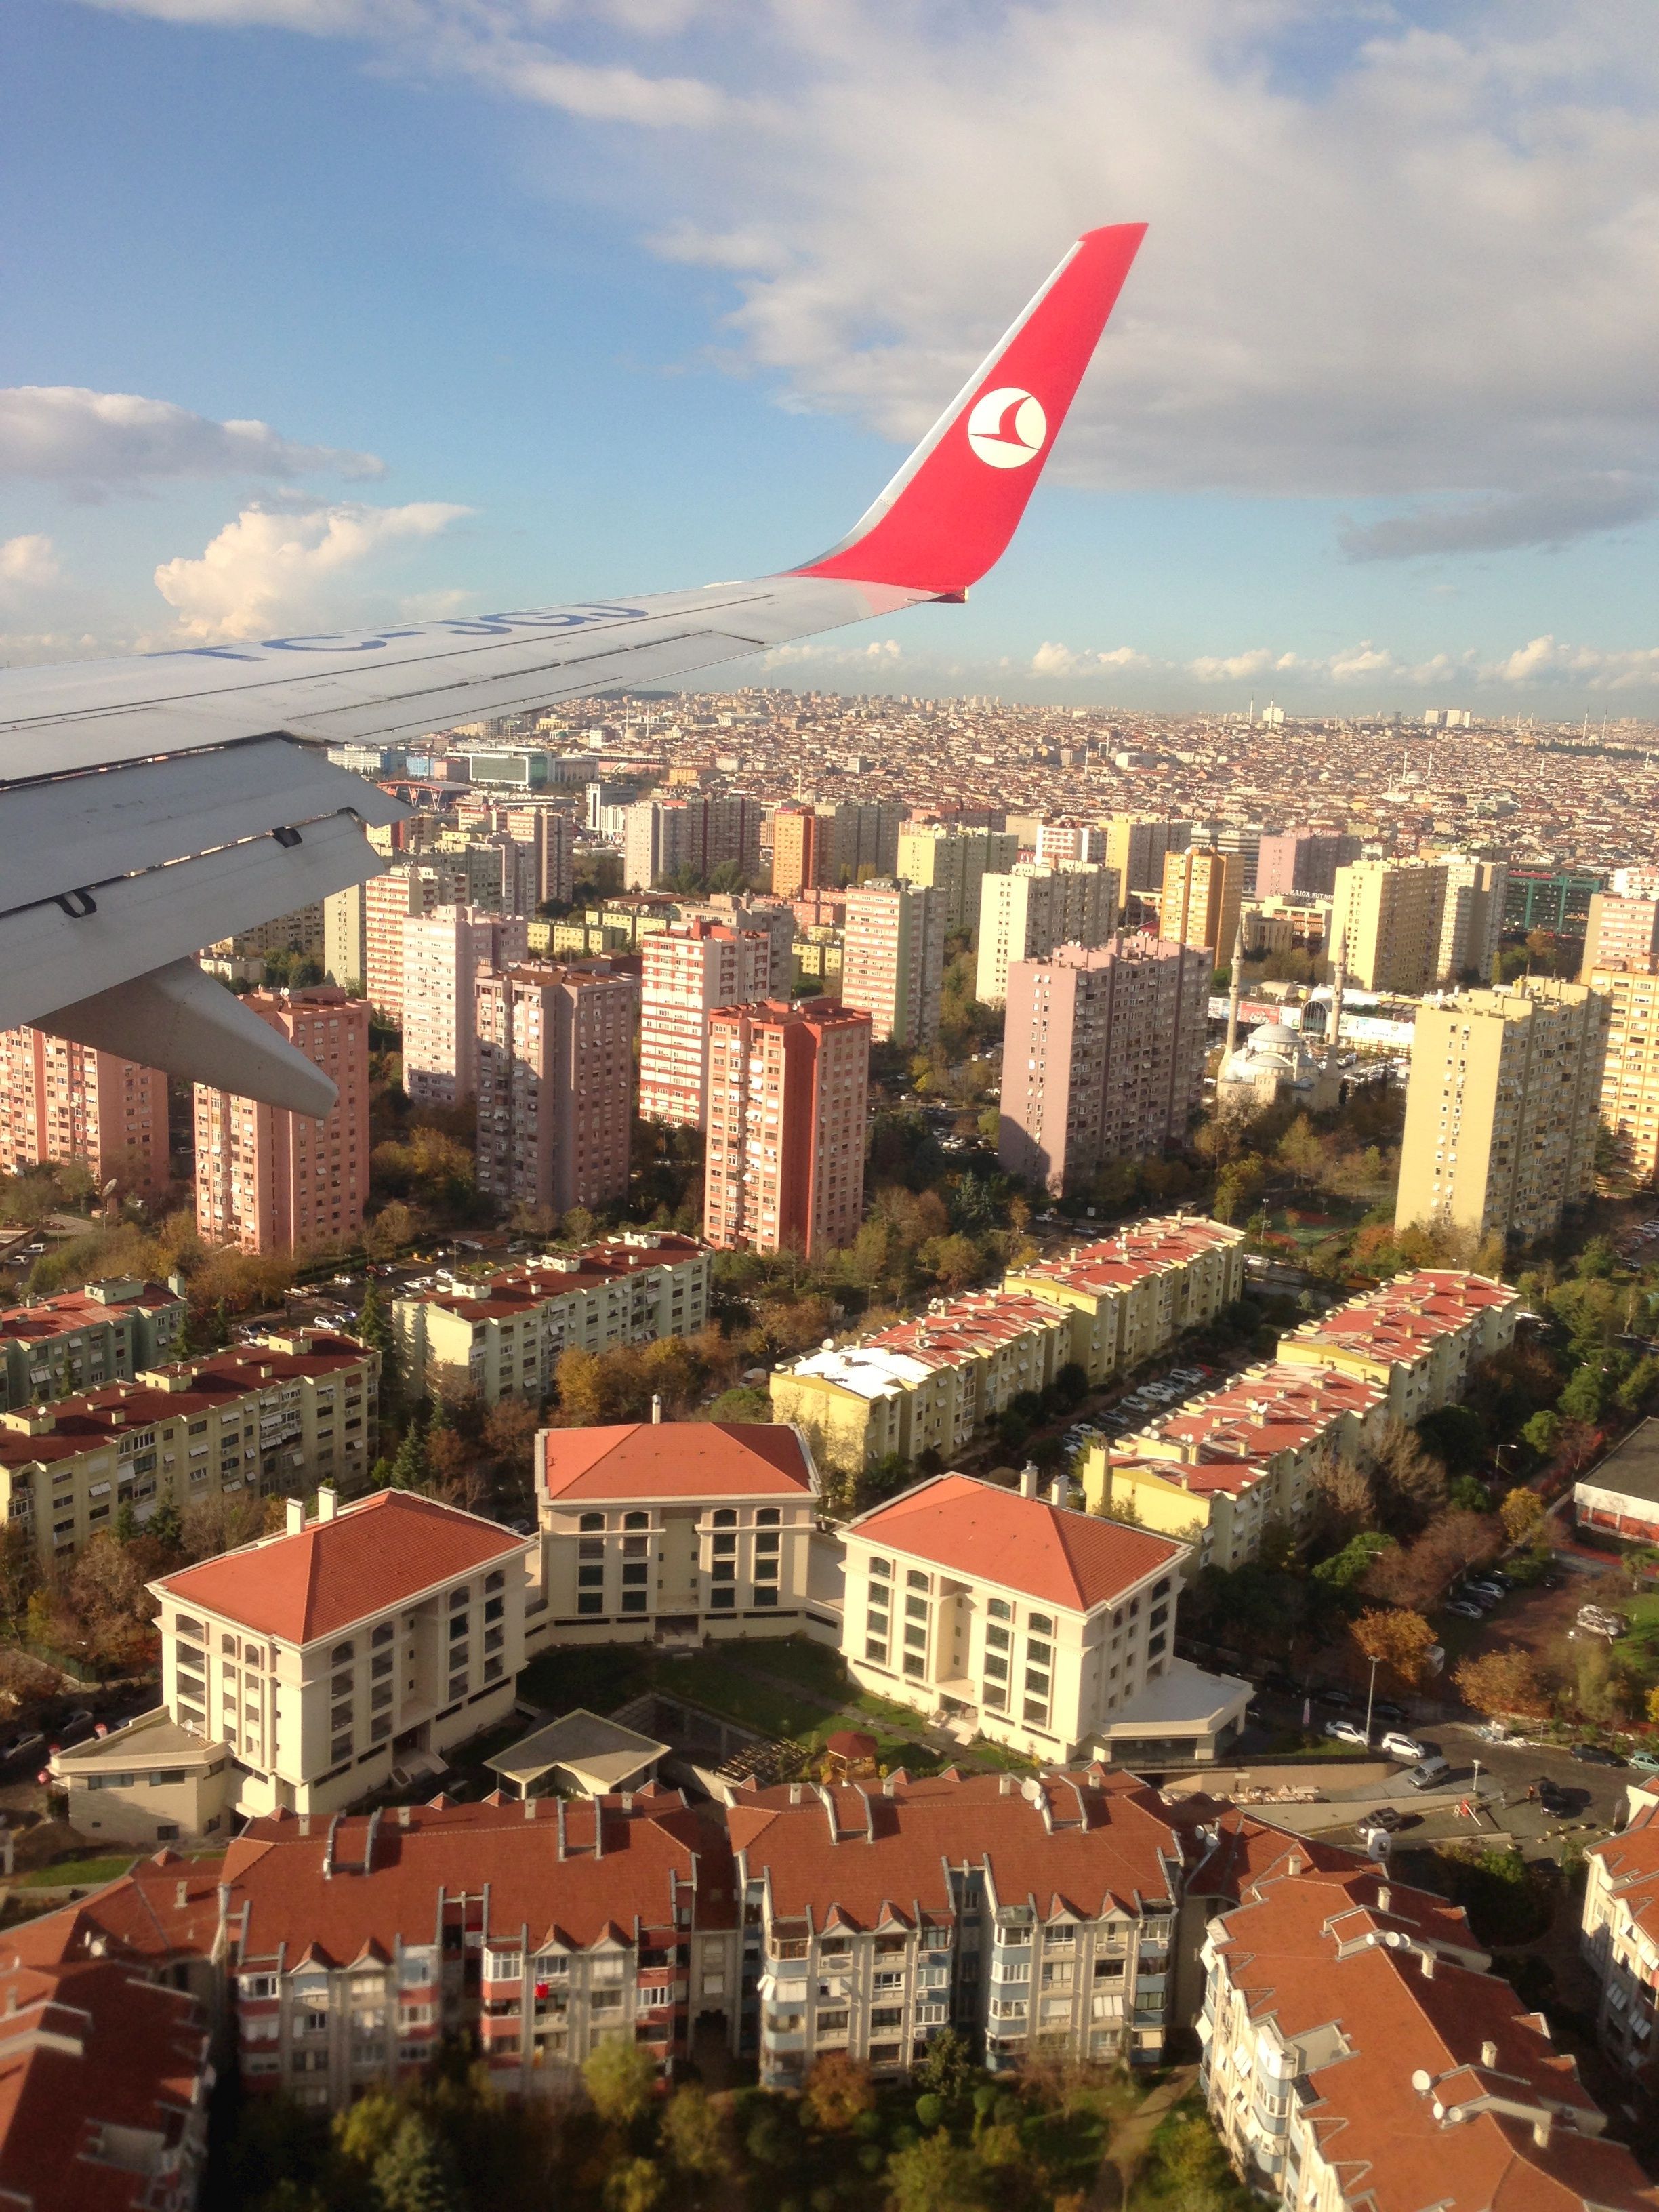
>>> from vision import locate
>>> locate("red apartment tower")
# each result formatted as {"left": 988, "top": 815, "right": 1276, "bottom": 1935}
{"left": 474, "top": 962, "right": 638, "bottom": 1218}
{"left": 194, "top": 988, "right": 370, "bottom": 1252}
{"left": 0, "top": 1029, "right": 168, "bottom": 1204}
{"left": 703, "top": 998, "right": 871, "bottom": 1257}
{"left": 998, "top": 935, "right": 1209, "bottom": 1195}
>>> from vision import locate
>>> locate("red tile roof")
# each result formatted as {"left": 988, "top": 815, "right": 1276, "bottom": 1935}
{"left": 152, "top": 1490, "right": 525, "bottom": 1645}
{"left": 848, "top": 1472, "right": 1183, "bottom": 1611}
{"left": 540, "top": 1421, "right": 814, "bottom": 1503}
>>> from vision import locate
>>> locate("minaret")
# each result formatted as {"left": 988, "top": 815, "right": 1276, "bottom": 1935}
{"left": 1326, "top": 930, "right": 1348, "bottom": 1074}
{"left": 1224, "top": 909, "right": 1246, "bottom": 1060}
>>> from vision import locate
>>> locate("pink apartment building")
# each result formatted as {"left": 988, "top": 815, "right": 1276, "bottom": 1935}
{"left": 703, "top": 998, "right": 870, "bottom": 1257}
{"left": 402, "top": 907, "right": 529, "bottom": 1108}
{"left": 0, "top": 1029, "right": 169, "bottom": 1204}
{"left": 363, "top": 861, "right": 466, "bottom": 1027}
{"left": 640, "top": 922, "right": 771, "bottom": 1127}
{"left": 474, "top": 961, "right": 637, "bottom": 1217}
{"left": 194, "top": 989, "right": 369, "bottom": 1253}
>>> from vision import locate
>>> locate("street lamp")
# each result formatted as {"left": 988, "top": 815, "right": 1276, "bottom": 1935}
{"left": 1364, "top": 1654, "right": 1380, "bottom": 1746}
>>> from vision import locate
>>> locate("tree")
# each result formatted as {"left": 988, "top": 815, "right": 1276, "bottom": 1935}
{"left": 581, "top": 2038, "right": 656, "bottom": 2129}
{"left": 1370, "top": 1421, "right": 1447, "bottom": 1535}
{"left": 604, "top": 2160, "right": 665, "bottom": 2212}
{"left": 887, "top": 2131, "right": 990, "bottom": 2212}
{"left": 659, "top": 2085, "right": 729, "bottom": 2177}
{"left": 1307, "top": 1449, "right": 1374, "bottom": 1540}
{"left": 64, "top": 1532, "right": 157, "bottom": 1668}
{"left": 356, "top": 1280, "right": 403, "bottom": 1416}
{"left": 1558, "top": 1361, "right": 1607, "bottom": 1426}
{"left": 1276, "top": 1115, "right": 1326, "bottom": 1190}
{"left": 372, "top": 2113, "right": 462, "bottom": 2212}
{"left": 1454, "top": 1647, "right": 1542, "bottom": 1718}
{"left": 1415, "top": 1404, "right": 1485, "bottom": 1475}
{"left": 1521, "top": 1408, "right": 1561, "bottom": 1460}
{"left": 390, "top": 1422, "right": 432, "bottom": 1493}
{"left": 803, "top": 2050, "right": 876, "bottom": 2132}
{"left": 365, "top": 1201, "right": 418, "bottom": 1261}
{"left": 1352, "top": 1607, "right": 1437, "bottom": 1687}
{"left": 1500, "top": 1487, "right": 1546, "bottom": 1545}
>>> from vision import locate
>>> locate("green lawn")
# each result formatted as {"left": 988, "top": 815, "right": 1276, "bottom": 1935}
{"left": 17, "top": 1854, "right": 137, "bottom": 1888}
{"left": 517, "top": 1643, "right": 658, "bottom": 1716}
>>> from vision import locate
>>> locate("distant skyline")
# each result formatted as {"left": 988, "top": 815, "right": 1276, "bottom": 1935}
{"left": 2, "top": 1, "right": 1656, "bottom": 714}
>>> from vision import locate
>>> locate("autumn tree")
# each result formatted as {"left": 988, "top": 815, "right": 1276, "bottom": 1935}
{"left": 886, "top": 2131, "right": 991, "bottom": 2212}
{"left": 1352, "top": 1607, "right": 1438, "bottom": 1687}
{"left": 1454, "top": 1647, "right": 1543, "bottom": 1718}
{"left": 581, "top": 2039, "right": 656, "bottom": 2129}
{"left": 603, "top": 2160, "right": 664, "bottom": 2212}
{"left": 1370, "top": 1422, "right": 1448, "bottom": 1536}
{"left": 658, "top": 2085, "right": 730, "bottom": 2177}
{"left": 1500, "top": 1487, "right": 1546, "bottom": 1545}
{"left": 1307, "top": 1450, "right": 1374, "bottom": 1543}
{"left": 803, "top": 2050, "right": 876, "bottom": 2132}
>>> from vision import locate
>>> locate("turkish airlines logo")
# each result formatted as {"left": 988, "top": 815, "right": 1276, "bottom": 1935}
{"left": 966, "top": 386, "right": 1047, "bottom": 469}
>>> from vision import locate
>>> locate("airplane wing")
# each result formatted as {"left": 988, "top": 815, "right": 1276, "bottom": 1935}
{"left": 0, "top": 222, "right": 1144, "bottom": 1115}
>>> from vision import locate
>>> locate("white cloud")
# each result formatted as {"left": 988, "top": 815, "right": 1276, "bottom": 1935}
{"left": 1032, "top": 641, "right": 1149, "bottom": 676}
{"left": 0, "top": 534, "right": 60, "bottom": 586}
{"left": 152, "top": 499, "right": 471, "bottom": 640}
{"left": 0, "top": 385, "right": 383, "bottom": 493}
{"left": 1483, "top": 635, "right": 1659, "bottom": 691}
{"left": 1342, "top": 474, "right": 1659, "bottom": 560}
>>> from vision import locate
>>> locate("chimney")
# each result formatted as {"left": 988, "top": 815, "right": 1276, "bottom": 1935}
{"left": 316, "top": 1486, "right": 337, "bottom": 1522}
{"left": 1286, "top": 1853, "right": 1302, "bottom": 1878}
{"left": 285, "top": 1496, "right": 306, "bottom": 1535}
{"left": 1480, "top": 2039, "right": 1497, "bottom": 2068}
{"left": 524, "top": 1796, "right": 539, "bottom": 1820}
{"left": 651, "top": 1395, "right": 662, "bottom": 1425}
{"left": 1376, "top": 1885, "right": 1391, "bottom": 1912}
{"left": 1049, "top": 1476, "right": 1068, "bottom": 1508}
{"left": 1420, "top": 1949, "right": 1436, "bottom": 1979}
{"left": 1532, "top": 2112, "right": 1552, "bottom": 2149}
{"left": 1019, "top": 1464, "right": 1040, "bottom": 1498}
{"left": 999, "top": 1773, "right": 1015, "bottom": 1796}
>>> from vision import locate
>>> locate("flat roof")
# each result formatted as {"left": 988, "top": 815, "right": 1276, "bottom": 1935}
{"left": 1579, "top": 1417, "right": 1659, "bottom": 1507}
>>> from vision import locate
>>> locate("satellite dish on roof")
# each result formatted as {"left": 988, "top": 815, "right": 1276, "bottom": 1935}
{"left": 1021, "top": 1777, "right": 1045, "bottom": 1804}
{"left": 1410, "top": 2069, "right": 1432, "bottom": 2095}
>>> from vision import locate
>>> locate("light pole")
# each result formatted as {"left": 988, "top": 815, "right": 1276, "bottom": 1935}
{"left": 1364, "top": 1654, "right": 1380, "bottom": 1747}
{"left": 1471, "top": 1757, "right": 1482, "bottom": 1819}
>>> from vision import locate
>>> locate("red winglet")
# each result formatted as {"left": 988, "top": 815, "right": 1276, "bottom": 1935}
{"left": 791, "top": 222, "right": 1145, "bottom": 596}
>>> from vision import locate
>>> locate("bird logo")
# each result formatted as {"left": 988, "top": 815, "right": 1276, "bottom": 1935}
{"left": 966, "top": 387, "right": 1048, "bottom": 468}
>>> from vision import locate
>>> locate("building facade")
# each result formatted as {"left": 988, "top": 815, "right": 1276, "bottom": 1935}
{"left": 401, "top": 906, "right": 529, "bottom": 1109}
{"left": 1254, "top": 829, "right": 1363, "bottom": 899}
{"left": 363, "top": 860, "right": 466, "bottom": 1025}
{"left": 0, "top": 1028, "right": 169, "bottom": 1204}
{"left": 474, "top": 961, "right": 637, "bottom": 1220}
{"left": 639, "top": 921, "right": 771, "bottom": 1126}
{"left": 975, "top": 859, "right": 1118, "bottom": 1005}
{"left": 1591, "top": 958, "right": 1659, "bottom": 1188}
{"left": 770, "top": 804, "right": 821, "bottom": 897}
{"left": 1275, "top": 1269, "right": 1521, "bottom": 1424}
{"left": 0, "top": 1276, "right": 186, "bottom": 1412}
{"left": 1328, "top": 857, "right": 1449, "bottom": 993}
{"left": 703, "top": 999, "right": 871, "bottom": 1258}
{"left": 840, "top": 878, "right": 945, "bottom": 1050}
{"left": 894, "top": 823, "right": 1018, "bottom": 937}
{"left": 623, "top": 794, "right": 764, "bottom": 889}
{"left": 1158, "top": 846, "right": 1241, "bottom": 964}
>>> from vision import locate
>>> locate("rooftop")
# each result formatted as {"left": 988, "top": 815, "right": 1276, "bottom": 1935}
{"left": 539, "top": 1420, "right": 815, "bottom": 1504}
{"left": 485, "top": 1708, "right": 668, "bottom": 1794}
{"left": 1577, "top": 1418, "right": 1659, "bottom": 1509}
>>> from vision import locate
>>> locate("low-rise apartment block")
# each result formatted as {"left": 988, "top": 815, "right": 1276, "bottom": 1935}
{"left": 395, "top": 1231, "right": 710, "bottom": 1404}
{"left": 1275, "top": 1268, "right": 1521, "bottom": 1424}
{"left": 537, "top": 1418, "right": 819, "bottom": 1644}
{"left": 0, "top": 1275, "right": 186, "bottom": 1410}
{"left": 0, "top": 1328, "right": 378, "bottom": 1565}
{"left": 1582, "top": 1802, "right": 1659, "bottom": 2085}
{"left": 151, "top": 1487, "right": 533, "bottom": 1820}
{"left": 842, "top": 1469, "right": 1248, "bottom": 1767}
{"left": 1002, "top": 1216, "right": 1247, "bottom": 1384}
{"left": 725, "top": 1765, "right": 1185, "bottom": 2085}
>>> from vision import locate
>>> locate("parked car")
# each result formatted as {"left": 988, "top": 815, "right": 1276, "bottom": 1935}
{"left": 1357, "top": 1806, "right": 1407, "bottom": 1835}
{"left": 1628, "top": 1748, "right": 1659, "bottom": 1776}
{"left": 1406, "top": 1755, "right": 1452, "bottom": 1790}
{"left": 1262, "top": 1672, "right": 1300, "bottom": 1700}
{"left": 1380, "top": 1731, "right": 1429, "bottom": 1763}
{"left": 1314, "top": 1685, "right": 1356, "bottom": 1710}
{"left": 1465, "top": 1580, "right": 1507, "bottom": 1603}
{"left": 1370, "top": 1699, "right": 1408, "bottom": 1725}
{"left": 1323, "top": 1719, "right": 1370, "bottom": 1748}
{"left": 1444, "top": 1599, "right": 1485, "bottom": 1621}
{"left": 1571, "top": 1743, "right": 1626, "bottom": 1767}
{"left": 0, "top": 1729, "right": 44, "bottom": 1768}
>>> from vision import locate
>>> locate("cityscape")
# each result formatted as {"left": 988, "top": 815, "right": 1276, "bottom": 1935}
{"left": 5, "top": 5, "right": 1659, "bottom": 2212}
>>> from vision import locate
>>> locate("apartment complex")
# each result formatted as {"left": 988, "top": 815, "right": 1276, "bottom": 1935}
{"left": 1254, "top": 828, "right": 1362, "bottom": 899}
{"left": 842, "top": 1469, "right": 1247, "bottom": 1766}
{"left": 474, "top": 960, "right": 636, "bottom": 1219}
{"left": 394, "top": 1231, "right": 709, "bottom": 1403}
{"left": 1327, "top": 856, "right": 1449, "bottom": 991}
{"left": 777, "top": 1218, "right": 1247, "bottom": 1476}
{"left": 975, "top": 859, "right": 1118, "bottom": 1004}
{"left": 1103, "top": 815, "right": 1191, "bottom": 917}
{"left": 1582, "top": 1802, "right": 1659, "bottom": 2087}
{"left": 0, "top": 1327, "right": 378, "bottom": 1566}
{"left": 770, "top": 803, "right": 821, "bottom": 897}
{"left": 0, "top": 1028, "right": 168, "bottom": 1202}
{"left": 537, "top": 1419, "right": 818, "bottom": 1643}
{"left": 193, "top": 988, "right": 371, "bottom": 1254}
{"left": 1395, "top": 977, "right": 1610, "bottom": 1244}
{"left": 703, "top": 998, "right": 871, "bottom": 1258}
{"left": 623, "top": 794, "right": 764, "bottom": 888}
{"left": 841, "top": 878, "right": 944, "bottom": 1050}
{"left": 998, "top": 935, "right": 1209, "bottom": 1194}
{"left": 1583, "top": 892, "right": 1659, "bottom": 979}
{"left": 893, "top": 822, "right": 1018, "bottom": 935}
{"left": 151, "top": 1487, "right": 533, "bottom": 1820}
{"left": 639, "top": 920, "right": 771, "bottom": 1125}
{"left": 815, "top": 798, "right": 905, "bottom": 884}
{"left": 726, "top": 1765, "right": 1187, "bottom": 2085}
{"left": 1158, "top": 845, "right": 1241, "bottom": 963}
{"left": 361, "top": 860, "right": 467, "bottom": 1023}
{"left": 401, "top": 906, "right": 529, "bottom": 1108}
{"left": 1276, "top": 1268, "right": 1521, "bottom": 1423}
{"left": 0, "top": 1276, "right": 186, "bottom": 1411}
{"left": 1593, "top": 958, "right": 1659, "bottom": 1187}
{"left": 1435, "top": 853, "right": 1508, "bottom": 983}
{"left": 1202, "top": 1851, "right": 1650, "bottom": 2211}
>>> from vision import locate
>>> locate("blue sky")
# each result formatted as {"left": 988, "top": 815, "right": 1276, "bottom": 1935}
{"left": 2, "top": 0, "right": 1656, "bottom": 716}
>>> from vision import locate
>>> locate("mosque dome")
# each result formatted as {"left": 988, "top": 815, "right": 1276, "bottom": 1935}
{"left": 1219, "top": 1017, "right": 1325, "bottom": 1094}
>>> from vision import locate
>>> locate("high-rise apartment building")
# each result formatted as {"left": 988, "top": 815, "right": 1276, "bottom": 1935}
{"left": 442, "top": 832, "right": 540, "bottom": 917}
{"left": 1328, "top": 857, "right": 1450, "bottom": 992}
{"left": 1254, "top": 828, "right": 1363, "bottom": 899}
{"left": 402, "top": 907, "right": 529, "bottom": 1109}
{"left": 493, "top": 800, "right": 575, "bottom": 908}
{"left": 998, "top": 936, "right": 1210, "bottom": 1193}
{"left": 207, "top": 902, "right": 325, "bottom": 961}
{"left": 321, "top": 881, "right": 367, "bottom": 991}
{"left": 1033, "top": 821, "right": 1105, "bottom": 866}
{"left": 703, "top": 999, "right": 871, "bottom": 1256}
{"left": 194, "top": 989, "right": 370, "bottom": 1253}
{"left": 817, "top": 799, "right": 905, "bottom": 885}
{"left": 474, "top": 961, "right": 637, "bottom": 1218}
{"left": 363, "top": 860, "right": 466, "bottom": 1025}
{"left": 1395, "top": 977, "right": 1610, "bottom": 1246}
{"left": 1434, "top": 854, "right": 1508, "bottom": 984}
{"left": 639, "top": 921, "right": 771, "bottom": 1126}
{"left": 1158, "top": 846, "right": 1241, "bottom": 965}
{"left": 1589, "top": 958, "right": 1659, "bottom": 1188}
{"left": 895, "top": 823, "right": 1019, "bottom": 936}
{"left": 975, "top": 861, "right": 1118, "bottom": 1005}
{"left": 1582, "top": 893, "right": 1659, "bottom": 980}
{"left": 676, "top": 895, "right": 794, "bottom": 994}
{"left": 842, "top": 879, "right": 945, "bottom": 1049}
{"left": 0, "top": 1030, "right": 168, "bottom": 1204}
{"left": 622, "top": 794, "right": 764, "bottom": 889}
{"left": 1103, "top": 816, "right": 1191, "bottom": 919}
{"left": 770, "top": 804, "right": 821, "bottom": 897}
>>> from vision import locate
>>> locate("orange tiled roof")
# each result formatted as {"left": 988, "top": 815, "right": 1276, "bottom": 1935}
{"left": 540, "top": 1421, "right": 813, "bottom": 1502}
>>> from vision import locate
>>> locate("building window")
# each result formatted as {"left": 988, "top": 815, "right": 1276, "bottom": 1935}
{"left": 710, "top": 1587, "right": 735, "bottom": 1610}
{"left": 903, "top": 1654, "right": 924, "bottom": 1679}
{"left": 331, "top": 1640, "right": 354, "bottom": 1664}
{"left": 579, "top": 1512, "right": 604, "bottom": 1532}
{"left": 753, "top": 1587, "right": 778, "bottom": 1607}
{"left": 865, "top": 1639, "right": 888, "bottom": 1664}
{"left": 577, "top": 1593, "right": 604, "bottom": 1617}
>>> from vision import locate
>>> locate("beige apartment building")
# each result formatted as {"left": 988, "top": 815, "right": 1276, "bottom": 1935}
{"left": 150, "top": 1486, "right": 533, "bottom": 1820}
{"left": 194, "top": 988, "right": 371, "bottom": 1254}
{"left": 639, "top": 920, "right": 771, "bottom": 1125}
{"left": 1582, "top": 1801, "right": 1659, "bottom": 2085}
{"left": 1583, "top": 892, "right": 1659, "bottom": 979}
{"left": 1395, "top": 977, "right": 1610, "bottom": 1245}
{"left": 0, "top": 1277, "right": 186, "bottom": 1411}
{"left": 394, "top": 1231, "right": 709, "bottom": 1403}
{"left": 1433, "top": 853, "right": 1507, "bottom": 983}
{"left": 1591, "top": 958, "right": 1659, "bottom": 1188}
{"left": 894, "top": 822, "right": 1018, "bottom": 937}
{"left": 401, "top": 906, "right": 529, "bottom": 1109}
{"left": 1158, "top": 846, "right": 1240, "bottom": 966}
{"left": 998, "top": 935, "right": 1209, "bottom": 1193}
{"left": 0, "top": 1027, "right": 169, "bottom": 1204}
{"left": 537, "top": 1418, "right": 819, "bottom": 1643}
{"left": 975, "top": 859, "right": 1118, "bottom": 1005}
{"left": 770, "top": 803, "right": 821, "bottom": 897}
{"left": 361, "top": 860, "right": 466, "bottom": 1025}
{"left": 1103, "top": 817, "right": 1191, "bottom": 920}
{"left": 703, "top": 998, "right": 871, "bottom": 1257}
{"left": 474, "top": 960, "right": 636, "bottom": 1219}
{"left": 0, "top": 1326, "right": 378, "bottom": 1565}
{"left": 842, "top": 1469, "right": 1247, "bottom": 1768}
{"left": 1276, "top": 1268, "right": 1521, "bottom": 1424}
{"left": 1328, "top": 856, "right": 1448, "bottom": 992}
{"left": 840, "top": 878, "right": 944, "bottom": 1049}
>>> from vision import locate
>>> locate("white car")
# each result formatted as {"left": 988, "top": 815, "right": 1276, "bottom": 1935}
{"left": 1380, "top": 1731, "right": 1427, "bottom": 1763}
{"left": 1323, "top": 1719, "right": 1370, "bottom": 1748}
